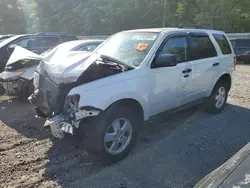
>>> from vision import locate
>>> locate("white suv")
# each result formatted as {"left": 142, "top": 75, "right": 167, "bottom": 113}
{"left": 29, "top": 28, "right": 236, "bottom": 163}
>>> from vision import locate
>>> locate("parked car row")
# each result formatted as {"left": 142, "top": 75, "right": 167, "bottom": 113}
{"left": 5, "top": 28, "right": 231, "bottom": 164}
{"left": 0, "top": 28, "right": 236, "bottom": 171}
{"left": 0, "top": 39, "right": 104, "bottom": 99}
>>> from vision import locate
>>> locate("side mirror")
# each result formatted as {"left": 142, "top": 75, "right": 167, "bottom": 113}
{"left": 8, "top": 44, "right": 16, "bottom": 50}
{"left": 153, "top": 54, "right": 177, "bottom": 68}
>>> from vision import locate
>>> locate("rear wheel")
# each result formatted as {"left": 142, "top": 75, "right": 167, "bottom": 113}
{"left": 83, "top": 106, "right": 140, "bottom": 164}
{"left": 204, "top": 81, "right": 229, "bottom": 114}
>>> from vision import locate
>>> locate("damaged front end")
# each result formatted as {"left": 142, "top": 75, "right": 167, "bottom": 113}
{"left": 29, "top": 52, "right": 131, "bottom": 138}
{"left": 44, "top": 95, "right": 101, "bottom": 138}
{"left": 30, "top": 74, "right": 102, "bottom": 139}
{"left": 0, "top": 46, "right": 42, "bottom": 96}
{"left": 0, "top": 60, "right": 40, "bottom": 96}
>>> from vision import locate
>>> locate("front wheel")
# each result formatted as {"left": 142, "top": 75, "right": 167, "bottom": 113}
{"left": 204, "top": 81, "right": 229, "bottom": 114}
{"left": 84, "top": 107, "right": 140, "bottom": 164}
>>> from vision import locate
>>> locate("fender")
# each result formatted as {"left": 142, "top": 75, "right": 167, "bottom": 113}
{"left": 68, "top": 78, "right": 150, "bottom": 120}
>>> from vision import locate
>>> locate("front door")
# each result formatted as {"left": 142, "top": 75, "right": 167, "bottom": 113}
{"left": 148, "top": 34, "right": 194, "bottom": 116}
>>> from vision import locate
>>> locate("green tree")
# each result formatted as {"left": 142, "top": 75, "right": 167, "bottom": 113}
{"left": 0, "top": 0, "right": 26, "bottom": 34}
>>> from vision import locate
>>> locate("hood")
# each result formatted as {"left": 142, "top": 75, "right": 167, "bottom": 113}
{"left": 6, "top": 46, "right": 43, "bottom": 66}
{"left": 41, "top": 51, "right": 133, "bottom": 85}
{"left": 41, "top": 51, "right": 94, "bottom": 84}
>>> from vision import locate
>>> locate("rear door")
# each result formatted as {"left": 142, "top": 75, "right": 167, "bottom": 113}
{"left": 188, "top": 32, "right": 218, "bottom": 100}
{"left": 212, "top": 33, "right": 235, "bottom": 82}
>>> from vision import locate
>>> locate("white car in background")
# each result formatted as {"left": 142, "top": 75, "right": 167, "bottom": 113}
{"left": 29, "top": 28, "right": 236, "bottom": 163}
{"left": 0, "top": 40, "right": 104, "bottom": 99}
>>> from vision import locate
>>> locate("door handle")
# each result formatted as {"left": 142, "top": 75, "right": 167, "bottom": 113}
{"left": 213, "top": 62, "right": 220, "bottom": 67}
{"left": 182, "top": 68, "right": 192, "bottom": 74}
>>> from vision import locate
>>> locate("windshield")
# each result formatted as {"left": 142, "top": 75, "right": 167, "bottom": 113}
{"left": 96, "top": 32, "right": 158, "bottom": 67}
{"left": 0, "top": 35, "right": 22, "bottom": 48}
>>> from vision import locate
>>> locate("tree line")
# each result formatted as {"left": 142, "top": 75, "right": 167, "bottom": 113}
{"left": 1, "top": 0, "right": 250, "bottom": 35}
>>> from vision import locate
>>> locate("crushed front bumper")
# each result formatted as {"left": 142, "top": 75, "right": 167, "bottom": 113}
{"left": 44, "top": 108, "right": 101, "bottom": 139}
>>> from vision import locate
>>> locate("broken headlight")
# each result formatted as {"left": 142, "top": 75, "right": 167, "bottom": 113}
{"left": 0, "top": 71, "right": 24, "bottom": 80}
{"left": 63, "top": 94, "right": 80, "bottom": 116}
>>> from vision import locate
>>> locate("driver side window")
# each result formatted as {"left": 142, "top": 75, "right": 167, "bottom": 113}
{"left": 159, "top": 36, "right": 189, "bottom": 63}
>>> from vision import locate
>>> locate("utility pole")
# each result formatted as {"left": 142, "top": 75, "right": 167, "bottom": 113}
{"left": 162, "top": 0, "right": 167, "bottom": 27}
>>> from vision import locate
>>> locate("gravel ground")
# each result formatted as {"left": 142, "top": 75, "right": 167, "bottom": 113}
{"left": 0, "top": 65, "right": 250, "bottom": 188}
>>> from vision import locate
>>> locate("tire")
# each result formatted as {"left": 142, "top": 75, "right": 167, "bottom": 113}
{"left": 19, "top": 80, "right": 34, "bottom": 100}
{"left": 83, "top": 105, "right": 140, "bottom": 164}
{"left": 204, "top": 80, "right": 229, "bottom": 114}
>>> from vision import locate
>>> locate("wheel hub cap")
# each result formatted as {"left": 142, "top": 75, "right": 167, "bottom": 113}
{"left": 215, "top": 86, "right": 226, "bottom": 108}
{"left": 104, "top": 118, "right": 133, "bottom": 155}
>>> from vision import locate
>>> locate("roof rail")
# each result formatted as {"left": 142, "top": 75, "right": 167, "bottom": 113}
{"left": 178, "top": 25, "right": 209, "bottom": 29}
{"left": 36, "top": 32, "right": 70, "bottom": 36}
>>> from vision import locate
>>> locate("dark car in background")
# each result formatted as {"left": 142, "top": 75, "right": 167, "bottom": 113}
{"left": 0, "top": 33, "right": 78, "bottom": 71}
{"left": 0, "top": 35, "right": 14, "bottom": 43}
{"left": 230, "top": 38, "right": 250, "bottom": 64}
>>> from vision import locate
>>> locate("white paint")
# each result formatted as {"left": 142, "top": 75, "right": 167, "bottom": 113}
{"left": 6, "top": 46, "right": 42, "bottom": 66}
{"left": 67, "top": 28, "right": 234, "bottom": 121}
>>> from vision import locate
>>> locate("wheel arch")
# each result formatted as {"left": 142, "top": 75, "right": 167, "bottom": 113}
{"left": 212, "top": 73, "right": 232, "bottom": 94}
{"left": 105, "top": 98, "right": 144, "bottom": 122}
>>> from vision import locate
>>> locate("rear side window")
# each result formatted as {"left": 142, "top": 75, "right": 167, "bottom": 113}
{"left": 190, "top": 35, "right": 217, "bottom": 60}
{"left": 39, "top": 37, "right": 62, "bottom": 48}
{"left": 213, "top": 34, "right": 232, "bottom": 54}
{"left": 60, "top": 36, "right": 78, "bottom": 42}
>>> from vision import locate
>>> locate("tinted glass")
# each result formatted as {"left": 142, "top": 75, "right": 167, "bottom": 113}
{"left": 232, "top": 39, "right": 250, "bottom": 48}
{"left": 14, "top": 38, "right": 29, "bottom": 48}
{"left": 213, "top": 34, "right": 232, "bottom": 54}
{"left": 190, "top": 36, "right": 217, "bottom": 60}
{"left": 77, "top": 43, "right": 100, "bottom": 52}
{"left": 159, "top": 36, "right": 189, "bottom": 63}
{"left": 38, "top": 37, "right": 61, "bottom": 48}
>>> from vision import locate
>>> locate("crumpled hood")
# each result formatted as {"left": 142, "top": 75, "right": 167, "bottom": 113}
{"left": 42, "top": 51, "right": 98, "bottom": 84}
{"left": 6, "top": 46, "right": 43, "bottom": 66}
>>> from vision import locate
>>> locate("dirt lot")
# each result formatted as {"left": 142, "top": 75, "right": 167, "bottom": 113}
{"left": 1, "top": 65, "right": 250, "bottom": 188}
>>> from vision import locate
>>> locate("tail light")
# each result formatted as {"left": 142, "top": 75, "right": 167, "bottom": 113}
{"left": 234, "top": 56, "right": 237, "bottom": 71}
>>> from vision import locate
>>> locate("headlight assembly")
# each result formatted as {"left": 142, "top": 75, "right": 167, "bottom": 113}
{"left": 0, "top": 71, "right": 24, "bottom": 80}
